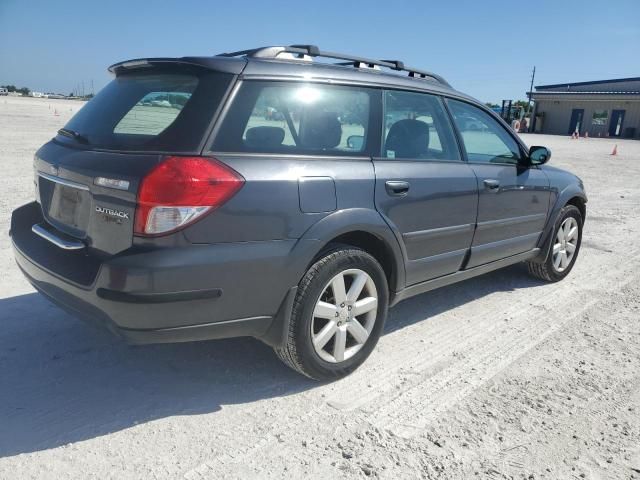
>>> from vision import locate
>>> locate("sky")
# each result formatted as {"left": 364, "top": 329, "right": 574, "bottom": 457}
{"left": 1, "top": 0, "right": 639, "bottom": 103}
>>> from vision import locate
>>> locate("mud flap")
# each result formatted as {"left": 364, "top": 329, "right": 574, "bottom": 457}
{"left": 258, "top": 286, "right": 298, "bottom": 348}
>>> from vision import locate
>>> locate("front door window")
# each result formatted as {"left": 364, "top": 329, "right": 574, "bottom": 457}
{"left": 447, "top": 99, "right": 521, "bottom": 165}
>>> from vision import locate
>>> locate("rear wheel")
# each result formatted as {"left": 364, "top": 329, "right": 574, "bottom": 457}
{"left": 275, "top": 247, "right": 389, "bottom": 380}
{"left": 527, "top": 204, "right": 583, "bottom": 282}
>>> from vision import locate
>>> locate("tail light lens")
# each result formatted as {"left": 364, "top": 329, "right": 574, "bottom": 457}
{"left": 134, "top": 156, "right": 244, "bottom": 236}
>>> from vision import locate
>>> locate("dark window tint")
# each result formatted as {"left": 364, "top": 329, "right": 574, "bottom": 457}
{"left": 383, "top": 90, "right": 460, "bottom": 161}
{"left": 60, "top": 69, "right": 232, "bottom": 152}
{"left": 213, "top": 81, "right": 372, "bottom": 155}
{"left": 447, "top": 99, "right": 521, "bottom": 164}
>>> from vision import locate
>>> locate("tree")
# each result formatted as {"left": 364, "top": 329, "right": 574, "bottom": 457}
{"left": 485, "top": 102, "right": 499, "bottom": 109}
{"left": 1, "top": 85, "right": 31, "bottom": 95}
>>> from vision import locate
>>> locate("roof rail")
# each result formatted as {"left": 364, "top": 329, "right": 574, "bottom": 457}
{"left": 218, "top": 44, "right": 451, "bottom": 87}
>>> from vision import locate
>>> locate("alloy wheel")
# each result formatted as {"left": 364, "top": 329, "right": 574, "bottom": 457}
{"left": 311, "top": 269, "right": 378, "bottom": 363}
{"left": 552, "top": 217, "right": 579, "bottom": 272}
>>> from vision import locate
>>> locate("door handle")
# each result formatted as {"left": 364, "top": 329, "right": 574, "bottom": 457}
{"left": 483, "top": 179, "right": 500, "bottom": 191}
{"left": 385, "top": 180, "right": 410, "bottom": 196}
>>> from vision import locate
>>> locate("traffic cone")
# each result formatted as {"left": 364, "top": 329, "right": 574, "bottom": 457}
{"left": 611, "top": 144, "right": 618, "bottom": 156}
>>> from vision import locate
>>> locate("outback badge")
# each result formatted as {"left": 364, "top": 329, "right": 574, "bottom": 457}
{"left": 95, "top": 205, "right": 130, "bottom": 220}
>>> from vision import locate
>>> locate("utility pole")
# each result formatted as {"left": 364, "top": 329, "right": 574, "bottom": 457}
{"left": 527, "top": 66, "right": 536, "bottom": 114}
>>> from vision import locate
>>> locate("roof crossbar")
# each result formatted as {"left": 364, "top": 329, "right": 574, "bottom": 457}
{"left": 218, "top": 44, "right": 451, "bottom": 87}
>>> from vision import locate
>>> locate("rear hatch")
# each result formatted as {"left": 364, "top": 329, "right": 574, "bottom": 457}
{"left": 34, "top": 64, "right": 235, "bottom": 255}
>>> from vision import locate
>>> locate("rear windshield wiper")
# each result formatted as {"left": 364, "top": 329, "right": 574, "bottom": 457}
{"left": 57, "top": 128, "right": 89, "bottom": 144}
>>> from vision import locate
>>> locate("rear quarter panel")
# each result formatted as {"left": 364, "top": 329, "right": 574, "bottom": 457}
{"left": 183, "top": 155, "right": 376, "bottom": 243}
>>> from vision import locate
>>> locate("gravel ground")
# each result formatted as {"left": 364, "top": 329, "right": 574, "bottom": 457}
{"left": 0, "top": 96, "right": 639, "bottom": 479}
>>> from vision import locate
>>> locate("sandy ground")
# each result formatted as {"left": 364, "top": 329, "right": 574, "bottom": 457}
{"left": 0, "top": 96, "right": 639, "bottom": 479}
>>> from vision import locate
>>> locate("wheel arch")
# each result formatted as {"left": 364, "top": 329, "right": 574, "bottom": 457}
{"left": 534, "top": 186, "right": 587, "bottom": 264}
{"left": 296, "top": 209, "right": 406, "bottom": 294}
{"left": 260, "top": 209, "right": 406, "bottom": 349}
{"left": 566, "top": 195, "right": 586, "bottom": 222}
{"left": 311, "top": 230, "right": 398, "bottom": 294}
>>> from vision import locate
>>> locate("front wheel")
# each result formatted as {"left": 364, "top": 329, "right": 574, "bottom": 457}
{"left": 527, "top": 204, "right": 583, "bottom": 282}
{"left": 275, "top": 247, "right": 389, "bottom": 381}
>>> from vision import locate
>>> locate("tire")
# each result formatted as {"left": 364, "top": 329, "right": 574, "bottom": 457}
{"left": 527, "top": 204, "right": 583, "bottom": 282}
{"left": 275, "top": 246, "right": 389, "bottom": 381}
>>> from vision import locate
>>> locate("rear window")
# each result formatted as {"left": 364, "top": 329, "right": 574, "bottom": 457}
{"left": 60, "top": 69, "right": 232, "bottom": 152}
{"left": 213, "top": 81, "right": 374, "bottom": 156}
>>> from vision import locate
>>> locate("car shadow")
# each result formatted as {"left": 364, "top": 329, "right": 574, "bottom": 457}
{"left": 384, "top": 263, "right": 544, "bottom": 334}
{"left": 0, "top": 264, "right": 541, "bottom": 458}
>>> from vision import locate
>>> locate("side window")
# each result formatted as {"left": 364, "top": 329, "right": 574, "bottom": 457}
{"left": 383, "top": 90, "right": 460, "bottom": 161}
{"left": 213, "top": 82, "right": 371, "bottom": 155}
{"left": 447, "top": 99, "right": 521, "bottom": 164}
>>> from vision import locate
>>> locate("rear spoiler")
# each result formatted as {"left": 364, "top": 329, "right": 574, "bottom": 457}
{"left": 107, "top": 57, "right": 247, "bottom": 75}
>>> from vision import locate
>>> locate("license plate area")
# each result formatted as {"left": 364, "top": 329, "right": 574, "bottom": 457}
{"left": 39, "top": 175, "right": 91, "bottom": 239}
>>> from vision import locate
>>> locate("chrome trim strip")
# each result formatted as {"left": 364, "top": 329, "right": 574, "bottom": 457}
{"left": 475, "top": 213, "right": 547, "bottom": 231}
{"left": 471, "top": 232, "right": 541, "bottom": 252}
{"left": 407, "top": 247, "right": 469, "bottom": 264}
{"left": 403, "top": 223, "right": 474, "bottom": 242}
{"left": 31, "top": 224, "right": 85, "bottom": 250}
{"left": 38, "top": 172, "right": 90, "bottom": 191}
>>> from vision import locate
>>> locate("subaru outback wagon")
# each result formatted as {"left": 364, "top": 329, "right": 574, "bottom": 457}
{"left": 10, "top": 45, "right": 586, "bottom": 380}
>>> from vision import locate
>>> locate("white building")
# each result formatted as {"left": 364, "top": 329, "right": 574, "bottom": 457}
{"left": 530, "top": 77, "right": 640, "bottom": 139}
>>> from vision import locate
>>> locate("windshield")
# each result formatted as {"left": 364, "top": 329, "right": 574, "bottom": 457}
{"left": 60, "top": 69, "right": 232, "bottom": 152}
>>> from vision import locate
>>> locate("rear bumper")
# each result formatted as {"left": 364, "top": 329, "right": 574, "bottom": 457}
{"left": 11, "top": 202, "right": 298, "bottom": 345}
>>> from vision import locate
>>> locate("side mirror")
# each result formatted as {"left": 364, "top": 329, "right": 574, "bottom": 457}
{"left": 346, "top": 135, "right": 364, "bottom": 150}
{"left": 529, "top": 146, "right": 551, "bottom": 165}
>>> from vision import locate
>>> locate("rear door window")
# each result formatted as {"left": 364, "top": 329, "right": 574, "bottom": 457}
{"left": 383, "top": 90, "right": 460, "bottom": 161}
{"left": 213, "top": 81, "right": 373, "bottom": 155}
{"left": 60, "top": 69, "right": 233, "bottom": 152}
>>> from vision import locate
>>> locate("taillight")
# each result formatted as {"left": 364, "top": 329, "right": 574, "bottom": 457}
{"left": 134, "top": 156, "right": 244, "bottom": 236}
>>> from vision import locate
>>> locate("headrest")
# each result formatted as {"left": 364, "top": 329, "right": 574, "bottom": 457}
{"left": 385, "top": 119, "right": 430, "bottom": 158}
{"left": 300, "top": 111, "right": 342, "bottom": 149}
{"left": 245, "top": 126, "right": 285, "bottom": 148}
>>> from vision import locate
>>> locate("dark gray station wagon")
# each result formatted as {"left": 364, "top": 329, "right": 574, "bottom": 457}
{"left": 10, "top": 45, "right": 587, "bottom": 380}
